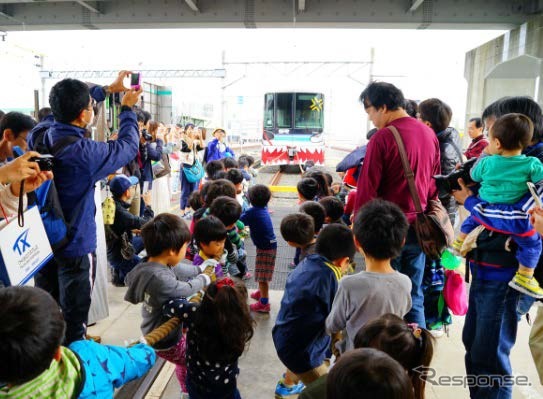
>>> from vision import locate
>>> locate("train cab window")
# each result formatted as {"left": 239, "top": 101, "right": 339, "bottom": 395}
{"left": 276, "top": 93, "right": 293, "bottom": 129}
{"left": 295, "top": 93, "right": 324, "bottom": 129}
{"left": 264, "top": 93, "right": 274, "bottom": 128}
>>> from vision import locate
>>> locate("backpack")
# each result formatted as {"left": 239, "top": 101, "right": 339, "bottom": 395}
{"left": 28, "top": 128, "right": 84, "bottom": 252}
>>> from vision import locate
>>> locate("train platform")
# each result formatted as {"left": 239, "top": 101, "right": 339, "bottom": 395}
{"left": 89, "top": 164, "right": 543, "bottom": 399}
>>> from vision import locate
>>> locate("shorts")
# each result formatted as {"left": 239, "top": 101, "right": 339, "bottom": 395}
{"left": 255, "top": 248, "right": 277, "bottom": 282}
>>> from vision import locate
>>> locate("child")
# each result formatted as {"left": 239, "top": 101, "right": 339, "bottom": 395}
{"left": 319, "top": 196, "right": 346, "bottom": 224}
{"left": 326, "top": 348, "right": 415, "bottom": 399}
{"left": 223, "top": 157, "right": 239, "bottom": 171}
{"left": 281, "top": 213, "right": 317, "bottom": 263}
{"left": 300, "top": 201, "right": 326, "bottom": 234}
{"left": 0, "top": 286, "right": 155, "bottom": 398}
{"left": 272, "top": 224, "right": 356, "bottom": 397}
{"left": 226, "top": 168, "right": 249, "bottom": 212}
{"left": 238, "top": 156, "right": 253, "bottom": 185}
{"left": 125, "top": 213, "right": 213, "bottom": 394}
{"left": 300, "top": 313, "right": 434, "bottom": 399}
{"left": 205, "top": 160, "right": 225, "bottom": 181}
{"left": 326, "top": 199, "right": 412, "bottom": 353}
{"left": 162, "top": 278, "right": 255, "bottom": 399}
{"left": 240, "top": 184, "right": 278, "bottom": 313}
{"left": 454, "top": 113, "right": 543, "bottom": 298}
{"left": 297, "top": 177, "right": 319, "bottom": 203}
{"left": 304, "top": 171, "right": 332, "bottom": 199}
{"left": 193, "top": 215, "right": 228, "bottom": 277}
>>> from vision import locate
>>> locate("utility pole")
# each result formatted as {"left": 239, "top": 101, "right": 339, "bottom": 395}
{"left": 366, "top": 47, "right": 375, "bottom": 133}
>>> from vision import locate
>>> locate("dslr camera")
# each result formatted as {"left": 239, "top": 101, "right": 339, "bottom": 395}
{"left": 30, "top": 154, "right": 54, "bottom": 171}
{"left": 141, "top": 128, "right": 152, "bottom": 141}
{"left": 433, "top": 157, "right": 477, "bottom": 193}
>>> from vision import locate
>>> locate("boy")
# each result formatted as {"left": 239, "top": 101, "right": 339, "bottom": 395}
{"left": 125, "top": 214, "right": 214, "bottom": 393}
{"left": 326, "top": 199, "right": 412, "bottom": 352}
{"left": 300, "top": 201, "right": 326, "bottom": 234}
{"left": 319, "top": 196, "right": 346, "bottom": 225}
{"left": 0, "top": 286, "right": 155, "bottom": 398}
{"left": 297, "top": 177, "right": 319, "bottom": 203}
{"left": 281, "top": 213, "right": 317, "bottom": 263}
{"left": 193, "top": 215, "right": 229, "bottom": 278}
{"left": 272, "top": 224, "right": 356, "bottom": 397}
{"left": 226, "top": 168, "right": 249, "bottom": 212}
{"left": 240, "top": 184, "right": 278, "bottom": 313}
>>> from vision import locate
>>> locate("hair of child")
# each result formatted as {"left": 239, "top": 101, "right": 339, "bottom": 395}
{"left": 238, "top": 158, "right": 249, "bottom": 169}
{"left": 297, "top": 177, "right": 319, "bottom": 200}
{"left": 326, "top": 347, "right": 415, "bottom": 399}
{"left": 141, "top": 213, "right": 191, "bottom": 257}
{"left": 193, "top": 215, "right": 228, "bottom": 246}
{"left": 204, "top": 179, "right": 237, "bottom": 207}
{"left": 247, "top": 184, "right": 272, "bottom": 207}
{"left": 353, "top": 313, "right": 434, "bottom": 399}
{"left": 280, "top": 213, "right": 315, "bottom": 246}
{"left": 318, "top": 196, "right": 345, "bottom": 222}
{"left": 299, "top": 201, "right": 326, "bottom": 233}
{"left": 418, "top": 98, "right": 452, "bottom": 134}
{"left": 226, "top": 168, "right": 244, "bottom": 185}
{"left": 188, "top": 191, "right": 204, "bottom": 212}
{"left": 491, "top": 112, "right": 534, "bottom": 151}
{"left": 304, "top": 170, "right": 332, "bottom": 198}
{"left": 315, "top": 223, "right": 356, "bottom": 262}
{"left": 194, "top": 278, "right": 255, "bottom": 363}
{"left": 223, "top": 157, "right": 239, "bottom": 169}
{"left": 205, "top": 160, "right": 225, "bottom": 180}
{"left": 353, "top": 199, "right": 408, "bottom": 260}
{"left": 0, "top": 286, "right": 66, "bottom": 385}
{"left": 209, "top": 196, "right": 242, "bottom": 227}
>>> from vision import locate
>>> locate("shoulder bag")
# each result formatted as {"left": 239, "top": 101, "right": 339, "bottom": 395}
{"left": 388, "top": 125, "right": 454, "bottom": 259}
{"left": 183, "top": 144, "right": 205, "bottom": 183}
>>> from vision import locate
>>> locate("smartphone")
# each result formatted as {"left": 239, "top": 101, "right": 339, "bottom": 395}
{"left": 528, "top": 182, "right": 543, "bottom": 208}
{"left": 143, "top": 181, "right": 149, "bottom": 193}
{"left": 130, "top": 72, "right": 141, "bottom": 90}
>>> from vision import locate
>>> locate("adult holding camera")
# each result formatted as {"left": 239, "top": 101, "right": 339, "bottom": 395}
{"left": 107, "top": 174, "right": 154, "bottom": 286}
{"left": 0, "top": 112, "right": 36, "bottom": 163}
{"left": 32, "top": 71, "right": 142, "bottom": 345}
{"left": 453, "top": 96, "right": 543, "bottom": 399}
{"left": 179, "top": 123, "right": 204, "bottom": 217}
{"left": 139, "top": 118, "right": 164, "bottom": 194}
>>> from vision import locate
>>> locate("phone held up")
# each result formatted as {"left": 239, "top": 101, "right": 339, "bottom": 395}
{"left": 130, "top": 72, "right": 141, "bottom": 90}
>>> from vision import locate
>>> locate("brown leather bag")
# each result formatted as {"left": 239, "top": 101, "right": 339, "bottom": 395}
{"left": 388, "top": 126, "right": 454, "bottom": 260}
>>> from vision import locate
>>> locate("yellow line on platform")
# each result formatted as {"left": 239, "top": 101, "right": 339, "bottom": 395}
{"left": 269, "top": 185, "right": 298, "bottom": 193}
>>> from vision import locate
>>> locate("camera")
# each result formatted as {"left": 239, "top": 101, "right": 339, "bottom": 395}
{"left": 141, "top": 128, "right": 152, "bottom": 141}
{"left": 30, "top": 154, "right": 54, "bottom": 171}
{"left": 433, "top": 157, "right": 477, "bottom": 194}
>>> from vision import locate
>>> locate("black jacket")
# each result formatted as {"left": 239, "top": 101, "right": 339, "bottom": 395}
{"left": 437, "top": 127, "right": 463, "bottom": 220}
{"left": 106, "top": 197, "right": 154, "bottom": 263}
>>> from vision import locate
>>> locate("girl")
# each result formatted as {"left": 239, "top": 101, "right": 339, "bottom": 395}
{"left": 180, "top": 123, "right": 205, "bottom": 217}
{"left": 163, "top": 278, "right": 255, "bottom": 399}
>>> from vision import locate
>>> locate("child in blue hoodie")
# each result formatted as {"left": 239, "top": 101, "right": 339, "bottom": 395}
{"left": 0, "top": 286, "right": 155, "bottom": 399}
{"left": 272, "top": 223, "right": 355, "bottom": 398}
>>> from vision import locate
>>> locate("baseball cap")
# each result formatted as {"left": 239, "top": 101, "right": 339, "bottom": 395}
{"left": 110, "top": 175, "right": 139, "bottom": 197}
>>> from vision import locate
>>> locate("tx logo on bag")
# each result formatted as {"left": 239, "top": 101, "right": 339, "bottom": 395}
{"left": 13, "top": 229, "right": 31, "bottom": 256}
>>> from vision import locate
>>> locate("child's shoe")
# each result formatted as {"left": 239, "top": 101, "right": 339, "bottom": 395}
{"left": 250, "top": 290, "right": 261, "bottom": 301}
{"left": 274, "top": 378, "right": 305, "bottom": 398}
{"left": 509, "top": 272, "right": 543, "bottom": 298}
{"left": 250, "top": 301, "right": 271, "bottom": 313}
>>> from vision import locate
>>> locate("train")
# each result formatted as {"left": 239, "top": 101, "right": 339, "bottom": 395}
{"left": 261, "top": 92, "right": 325, "bottom": 167}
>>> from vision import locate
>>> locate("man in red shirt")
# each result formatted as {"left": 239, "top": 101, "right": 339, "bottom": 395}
{"left": 353, "top": 82, "right": 441, "bottom": 328}
{"left": 464, "top": 117, "right": 488, "bottom": 159}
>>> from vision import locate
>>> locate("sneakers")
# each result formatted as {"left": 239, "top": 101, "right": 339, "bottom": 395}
{"left": 250, "top": 301, "right": 271, "bottom": 313}
{"left": 287, "top": 262, "right": 297, "bottom": 270}
{"left": 242, "top": 272, "right": 253, "bottom": 281}
{"left": 275, "top": 379, "right": 305, "bottom": 398}
{"left": 509, "top": 272, "right": 543, "bottom": 298}
{"left": 429, "top": 327, "right": 444, "bottom": 338}
{"left": 250, "top": 290, "right": 261, "bottom": 301}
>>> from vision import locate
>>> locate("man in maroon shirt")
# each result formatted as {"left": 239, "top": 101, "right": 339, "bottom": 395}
{"left": 464, "top": 117, "right": 488, "bottom": 159}
{"left": 353, "top": 82, "right": 441, "bottom": 328}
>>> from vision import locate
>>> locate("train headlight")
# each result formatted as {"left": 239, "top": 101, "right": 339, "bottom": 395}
{"left": 310, "top": 133, "right": 323, "bottom": 143}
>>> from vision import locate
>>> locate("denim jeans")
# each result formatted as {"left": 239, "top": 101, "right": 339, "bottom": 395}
{"left": 391, "top": 227, "right": 426, "bottom": 328}
{"left": 463, "top": 264, "right": 519, "bottom": 399}
{"left": 180, "top": 167, "right": 198, "bottom": 210}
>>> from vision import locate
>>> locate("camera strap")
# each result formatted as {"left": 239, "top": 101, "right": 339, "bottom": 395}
{"left": 387, "top": 125, "right": 424, "bottom": 214}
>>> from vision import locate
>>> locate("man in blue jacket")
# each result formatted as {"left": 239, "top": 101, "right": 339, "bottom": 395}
{"left": 32, "top": 71, "right": 142, "bottom": 344}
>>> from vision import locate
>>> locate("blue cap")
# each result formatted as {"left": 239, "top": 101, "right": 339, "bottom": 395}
{"left": 109, "top": 175, "right": 139, "bottom": 197}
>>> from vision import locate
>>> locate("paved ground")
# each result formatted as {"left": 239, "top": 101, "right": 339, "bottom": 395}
{"left": 88, "top": 157, "right": 543, "bottom": 398}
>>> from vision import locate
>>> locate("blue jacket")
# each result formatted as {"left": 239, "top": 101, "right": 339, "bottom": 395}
{"left": 205, "top": 138, "right": 234, "bottom": 162}
{"left": 240, "top": 206, "right": 277, "bottom": 250}
{"left": 272, "top": 254, "right": 342, "bottom": 373}
{"left": 40, "top": 110, "right": 138, "bottom": 257}
{"left": 68, "top": 340, "right": 156, "bottom": 399}
{"left": 140, "top": 139, "right": 163, "bottom": 183}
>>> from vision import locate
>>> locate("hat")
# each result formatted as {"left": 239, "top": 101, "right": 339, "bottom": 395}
{"left": 212, "top": 128, "right": 226, "bottom": 136}
{"left": 110, "top": 175, "right": 139, "bottom": 197}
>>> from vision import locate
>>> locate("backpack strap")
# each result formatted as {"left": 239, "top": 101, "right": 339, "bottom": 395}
{"left": 49, "top": 135, "right": 81, "bottom": 156}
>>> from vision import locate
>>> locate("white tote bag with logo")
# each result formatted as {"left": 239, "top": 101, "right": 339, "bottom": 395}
{"left": 0, "top": 206, "right": 53, "bottom": 286}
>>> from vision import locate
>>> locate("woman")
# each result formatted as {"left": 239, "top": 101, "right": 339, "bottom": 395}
{"left": 151, "top": 123, "right": 172, "bottom": 214}
{"left": 180, "top": 123, "right": 204, "bottom": 217}
{"left": 140, "top": 120, "right": 164, "bottom": 194}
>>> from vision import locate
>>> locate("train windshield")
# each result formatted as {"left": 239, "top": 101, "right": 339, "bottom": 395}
{"left": 295, "top": 93, "right": 324, "bottom": 129}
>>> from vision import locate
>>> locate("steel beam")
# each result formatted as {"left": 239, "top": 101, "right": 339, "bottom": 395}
{"left": 76, "top": 1, "right": 101, "bottom": 14}
{"left": 409, "top": 0, "right": 425, "bottom": 12}
{"left": 40, "top": 69, "right": 227, "bottom": 80}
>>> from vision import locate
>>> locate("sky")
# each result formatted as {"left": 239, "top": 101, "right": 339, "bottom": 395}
{"left": 0, "top": 28, "right": 505, "bottom": 144}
